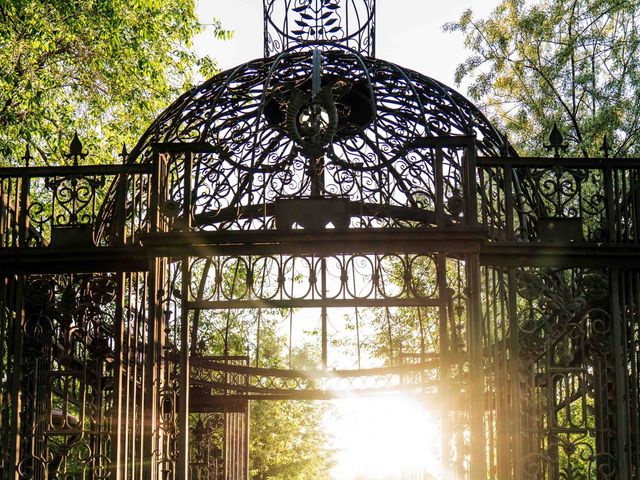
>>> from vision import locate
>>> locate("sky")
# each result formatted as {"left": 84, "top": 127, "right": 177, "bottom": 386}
{"left": 193, "top": 0, "right": 503, "bottom": 89}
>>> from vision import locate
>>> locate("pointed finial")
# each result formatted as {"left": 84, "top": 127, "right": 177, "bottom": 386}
{"left": 119, "top": 143, "right": 129, "bottom": 164}
{"left": 544, "top": 122, "right": 568, "bottom": 158}
{"left": 23, "top": 144, "right": 32, "bottom": 167}
{"left": 69, "top": 132, "right": 83, "bottom": 156}
{"left": 600, "top": 134, "right": 611, "bottom": 158}
{"left": 65, "top": 132, "right": 88, "bottom": 166}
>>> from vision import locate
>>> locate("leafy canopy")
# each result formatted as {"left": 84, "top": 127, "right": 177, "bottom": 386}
{"left": 446, "top": 0, "right": 640, "bottom": 157}
{"left": 0, "top": 0, "right": 230, "bottom": 165}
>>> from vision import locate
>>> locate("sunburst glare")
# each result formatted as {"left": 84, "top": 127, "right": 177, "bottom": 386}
{"left": 326, "top": 394, "right": 446, "bottom": 480}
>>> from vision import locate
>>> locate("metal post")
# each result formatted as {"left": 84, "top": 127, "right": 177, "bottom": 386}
{"left": 508, "top": 269, "right": 523, "bottom": 480}
{"left": 603, "top": 161, "right": 615, "bottom": 242}
{"left": 177, "top": 151, "right": 194, "bottom": 478}
{"left": 116, "top": 169, "right": 129, "bottom": 246}
{"left": 143, "top": 260, "right": 160, "bottom": 480}
{"left": 435, "top": 149, "right": 445, "bottom": 228}
{"left": 8, "top": 276, "right": 24, "bottom": 480}
{"left": 143, "top": 148, "right": 164, "bottom": 480}
{"left": 18, "top": 175, "right": 28, "bottom": 248}
{"left": 176, "top": 258, "right": 191, "bottom": 477}
{"left": 464, "top": 139, "right": 479, "bottom": 227}
{"left": 110, "top": 273, "right": 126, "bottom": 480}
{"left": 504, "top": 164, "right": 514, "bottom": 241}
{"left": 321, "top": 257, "right": 328, "bottom": 370}
{"left": 437, "top": 254, "right": 450, "bottom": 472}
{"left": 467, "top": 253, "right": 486, "bottom": 479}
{"left": 244, "top": 401, "right": 250, "bottom": 480}
{"left": 183, "top": 151, "right": 192, "bottom": 231}
{"left": 610, "top": 270, "right": 630, "bottom": 478}
{"left": 150, "top": 146, "right": 161, "bottom": 235}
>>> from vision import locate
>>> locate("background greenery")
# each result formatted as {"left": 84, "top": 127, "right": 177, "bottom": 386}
{"left": 447, "top": 0, "right": 640, "bottom": 157}
{"left": 0, "top": 0, "right": 230, "bottom": 165}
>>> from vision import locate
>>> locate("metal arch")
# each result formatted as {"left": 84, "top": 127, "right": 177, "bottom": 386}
{"left": 93, "top": 47, "right": 509, "bottom": 241}
{"left": 3, "top": 138, "right": 640, "bottom": 480}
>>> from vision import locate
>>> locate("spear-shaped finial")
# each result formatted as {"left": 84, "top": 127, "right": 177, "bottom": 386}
{"left": 600, "top": 134, "right": 611, "bottom": 158}
{"left": 23, "top": 144, "right": 32, "bottom": 167}
{"left": 119, "top": 143, "right": 129, "bottom": 164}
{"left": 544, "top": 122, "right": 568, "bottom": 158}
{"left": 65, "top": 132, "right": 88, "bottom": 166}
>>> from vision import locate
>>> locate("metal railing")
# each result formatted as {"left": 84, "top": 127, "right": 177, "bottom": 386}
{"left": 478, "top": 156, "right": 640, "bottom": 243}
{"left": 0, "top": 163, "right": 153, "bottom": 249}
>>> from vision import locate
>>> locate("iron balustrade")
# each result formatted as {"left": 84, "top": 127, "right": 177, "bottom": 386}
{"left": 0, "top": 163, "right": 154, "bottom": 250}
{"left": 478, "top": 156, "right": 640, "bottom": 244}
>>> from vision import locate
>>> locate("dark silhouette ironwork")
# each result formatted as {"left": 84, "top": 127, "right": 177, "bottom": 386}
{"left": 1, "top": 0, "right": 639, "bottom": 479}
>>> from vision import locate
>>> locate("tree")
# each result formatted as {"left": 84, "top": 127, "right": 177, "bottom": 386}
{"left": 194, "top": 307, "right": 336, "bottom": 479}
{"left": 248, "top": 325, "right": 334, "bottom": 480}
{"left": 250, "top": 400, "right": 335, "bottom": 480}
{"left": 0, "top": 0, "right": 231, "bottom": 165}
{"left": 446, "top": 0, "right": 640, "bottom": 157}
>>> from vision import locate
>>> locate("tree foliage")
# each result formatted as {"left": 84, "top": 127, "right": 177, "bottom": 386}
{"left": 446, "top": 0, "right": 640, "bottom": 156}
{"left": 0, "top": 0, "right": 230, "bottom": 165}
{"left": 248, "top": 321, "right": 334, "bottom": 480}
{"left": 194, "top": 307, "right": 335, "bottom": 480}
{"left": 250, "top": 400, "right": 335, "bottom": 480}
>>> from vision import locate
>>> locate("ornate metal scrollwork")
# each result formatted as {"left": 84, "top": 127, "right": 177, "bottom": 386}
{"left": 514, "top": 268, "right": 617, "bottom": 480}
{"left": 263, "top": 0, "right": 376, "bottom": 57}
{"left": 17, "top": 273, "right": 117, "bottom": 479}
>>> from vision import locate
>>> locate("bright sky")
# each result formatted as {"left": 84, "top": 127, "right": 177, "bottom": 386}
{"left": 194, "top": 1, "right": 502, "bottom": 87}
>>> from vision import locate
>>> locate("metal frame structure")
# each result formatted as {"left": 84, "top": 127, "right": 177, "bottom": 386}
{"left": 1, "top": 0, "right": 639, "bottom": 478}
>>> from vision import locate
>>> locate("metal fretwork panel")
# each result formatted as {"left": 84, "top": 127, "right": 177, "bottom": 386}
{"left": 156, "top": 251, "right": 478, "bottom": 480}
{"left": 2, "top": 0, "right": 640, "bottom": 473}
{"left": 480, "top": 265, "right": 640, "bottom": 479}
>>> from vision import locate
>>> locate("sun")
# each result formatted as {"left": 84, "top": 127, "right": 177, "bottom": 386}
{"left": 326, "top": 393, "right": 446, "bottom": 480}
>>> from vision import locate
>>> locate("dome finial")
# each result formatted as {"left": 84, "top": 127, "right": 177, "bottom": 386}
{"left": 263, "top": 0, "right": 376, "bottom": 57}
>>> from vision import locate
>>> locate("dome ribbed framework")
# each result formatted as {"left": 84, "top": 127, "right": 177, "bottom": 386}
{"left": 123, "top": 47, "right": 507, "bottom": 231}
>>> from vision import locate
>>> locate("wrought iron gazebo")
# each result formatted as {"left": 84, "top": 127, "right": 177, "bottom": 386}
{"left": 1, "top": 0, "right": 639, "bottom": 478}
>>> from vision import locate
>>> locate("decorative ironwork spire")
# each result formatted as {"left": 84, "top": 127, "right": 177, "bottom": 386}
{"left": 66, "top": 131, "right": 88, "bottom": 166}
{"left": 544, "top": 122, "right": 568, "bottom": 158}
{"left": 263, "top": 0, "right": 376, "bottom": 57}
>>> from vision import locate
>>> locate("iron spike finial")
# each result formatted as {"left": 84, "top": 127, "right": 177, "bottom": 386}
{"left": 65, "top": 131, "right": 88, "bottom": 166}
{"left": 119, "top": 143, "right": 129, "bottom": 164}
{"left": 23, "top": 144, "right": 32, "bottom": 167}
{"left": 600, "top": 134, "right": 611, "bottom": 158}
{"left": 544, "top": 122, "right": 568, "bottom": 158}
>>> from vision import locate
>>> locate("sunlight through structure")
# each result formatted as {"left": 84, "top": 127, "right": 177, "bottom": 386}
{"left": 328, "top": 394, "right": 444, "bottom": 480}
{"left": 1, "top": 0, "right": 640, "bottom": 479}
